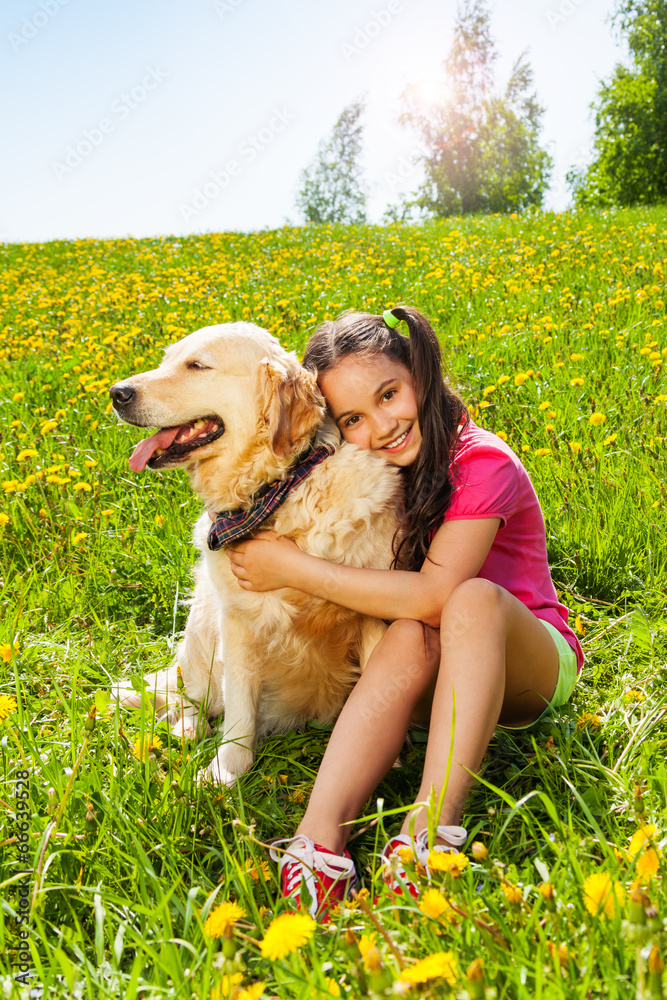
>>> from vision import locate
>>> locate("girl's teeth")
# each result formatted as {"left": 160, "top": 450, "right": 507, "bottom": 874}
{"left": 386, "top": 429, "right": 408, "bottom": 448}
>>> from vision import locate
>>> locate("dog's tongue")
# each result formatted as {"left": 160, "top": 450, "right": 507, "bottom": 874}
{"left": 129, "top": 426, "right": 181, "bottom": 472}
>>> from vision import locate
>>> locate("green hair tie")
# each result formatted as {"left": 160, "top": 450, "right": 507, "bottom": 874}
{"left": 383, "top": 309, "right": 401, "bottom": 328}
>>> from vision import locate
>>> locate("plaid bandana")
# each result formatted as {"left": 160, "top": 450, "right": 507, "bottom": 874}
{"left": 207, "top": 443, "right": 336, "bottom": 551}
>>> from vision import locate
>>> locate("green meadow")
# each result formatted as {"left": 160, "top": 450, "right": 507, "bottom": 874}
{"left": 0, "top": 205, "right": 665, "bottom": 998}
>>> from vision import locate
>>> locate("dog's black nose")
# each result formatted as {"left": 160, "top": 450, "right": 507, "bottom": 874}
{"left": 109, "top": 383, "right": 135, "bottom": 407}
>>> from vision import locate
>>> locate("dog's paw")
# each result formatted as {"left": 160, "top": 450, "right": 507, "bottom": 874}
{"left": 111, "top": 681, "right": 143, "bottom": 709}
{"left": 201, "top": 746, "right": 254, "bottom": 787}
{"left": 171, "top": 715, "right": 212, "bottom": 741}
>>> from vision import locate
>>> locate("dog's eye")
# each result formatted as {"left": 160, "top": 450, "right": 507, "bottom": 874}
{"left": 186, "top": 361, "right": 210, "bottom": 371}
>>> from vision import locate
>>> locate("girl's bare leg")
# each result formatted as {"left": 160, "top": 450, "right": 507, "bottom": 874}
{"left": 400, "top": 577, "right": 559, "bottom": 838}
{"left": 297, "top": 578, "right": 560, "bottom": 854}
{"left": 296, "top": 619, "right": 440, "bottom": 855}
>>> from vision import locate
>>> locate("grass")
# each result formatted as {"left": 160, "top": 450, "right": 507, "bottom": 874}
{"left": 0, "top": 204, "right": 665, "bottom": 998}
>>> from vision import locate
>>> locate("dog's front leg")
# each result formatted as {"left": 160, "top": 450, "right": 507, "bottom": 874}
{"left": 203, "top": 632, "right": 260, "bottom": 787}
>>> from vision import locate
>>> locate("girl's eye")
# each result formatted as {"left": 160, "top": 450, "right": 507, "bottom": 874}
{"left": 344, "top": 415, "right": 360, "bottom": 427}
{"left": 382, "top": 389, "right": 397, "bottom": 402}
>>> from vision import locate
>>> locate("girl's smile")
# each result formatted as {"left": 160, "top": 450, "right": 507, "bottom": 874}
{"left": 318, "top": 355, "right": 422, "bottom": 466}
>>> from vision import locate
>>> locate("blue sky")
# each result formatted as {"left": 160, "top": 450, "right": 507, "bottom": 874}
{"left": 2, "top": 0, "right": 625, "bottom": 243}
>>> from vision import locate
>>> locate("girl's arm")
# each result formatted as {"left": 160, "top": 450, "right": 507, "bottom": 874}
{"left": 226, "top": 516, "right": 501, "bottom": 628}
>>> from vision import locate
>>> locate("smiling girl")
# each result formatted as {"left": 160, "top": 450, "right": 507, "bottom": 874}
{"left": 224, "top": 305, "right": 584, "bottom": 918}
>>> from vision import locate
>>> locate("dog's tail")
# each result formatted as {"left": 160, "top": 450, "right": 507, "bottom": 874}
{"left": 112, "top": 665, "right": 182, "bottom": 714}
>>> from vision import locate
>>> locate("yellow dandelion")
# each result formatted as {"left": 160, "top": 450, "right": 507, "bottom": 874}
{"left": 259, "top": 912, "right": 315, "bottom": 960}
{"left": 0, "top": 694, "right": 18, "bottom": 720}
{"left": 482, "top": 385, "right": 495, "bottom": 397}
{"left": 399, "top": 951, "right": 458, "bottom": 986}
{"left": 358, "top": 933, "right": 382, "bottom": 972}
{"left": 514, "top": 372, "right": 529, "bottom": 386}
{"left": 589, "top": 412, "right": 607, "bottom": 426}
{"left": 204, "top": 900, "right": 246, "bottom": 938}
{"left": 101, "top": 509, "right": 114, "bottom": 517}
{"left": 72, "top": 482, "right": 92, "bottom": 492}
{"left": 245, "top": 860, "right": 271, "bottom": 882}
{"left": 539, "top": 401, "right": 551, "bottom": 410}
{"left": 397, "top": 846, "right": 414, "bottom": 866}
{"left": 583, "top": 871, "right": 625, "bottom": 918}
{"left": 569, "top": 442, "right": 582, "bottom": 454}
{"left": 84, "top": 459, "right": 97, "bottom": 468}
{"left": 534, "top": 447, "right": 551, "bottom": 456}
{"left": 419, "top": 888, "right": 456, "bottom": 922}
{"left": 211, "top": 972, "right": 243, "bottom": 999}
{"left": 538, "top": 882, "right": 555, "bottom": 901}
{"left": 570, "top": 377, "right": 585, "bottom": 387}
{"left": 237, "top": 985, "right": 266, "bottom": 1000}
{"left": 3, "top": 480, "right": 19, "bottom": 493}
{"left": 576, "top": 711, "right": 601, "bottom": 730}
{"left": 320, "top": 977, "right": 341, "bottom": 997}
{"left": 0, "top": 513, "right": 10, "bottom": 527}
{"left": 40, "top": 420, "right": 58, "bottom": 435}
{"left": 132, "top": 733, "right": 163, "bottom": 762}
{"left": 0, "top": 641, "right": 19, "bottom": 663}
{"left": 637, "top": 849, "right": 660, "bottom": 881}
{"left": 17, "top": 449, "right": 39, "bottom": 461}
{"left": 495, "top": 430, "right": 508, "bottom": 441}
{"left": 570, "top": 353, "right": 584, "bottom": 361}
{"left": 12, "top": 392, "right": 25, "bottom": 402}
{"left": 427, "top": 850, "right": 468, "bottom": 875}
{"left": 71, "top": 532, "right": 88, "bottom": 545}
{"left": 628, "top": 824, "right": 658, "bottom": 857}
{"left": 471, "top": 841, "right": 488, "bottom": 861}
{"left": 502, "top": 881, "right": 523, "bottom": 905}
{"left": 547, "top": 941, "right": 570, "bottom": 964}
{"left": 604, "top": 433, "right": 618, "bottom": 445}
{"left": 497, "top": 374, "right": 510, "bottom": 385}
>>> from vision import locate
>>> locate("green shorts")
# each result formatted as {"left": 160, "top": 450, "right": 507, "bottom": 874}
{"left": 497, "top": 618, "right": 579, "bottom": 732}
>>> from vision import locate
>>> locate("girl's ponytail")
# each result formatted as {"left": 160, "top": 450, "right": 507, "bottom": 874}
{"left": 385, "top": 306, "right": 468, "bottom": 572}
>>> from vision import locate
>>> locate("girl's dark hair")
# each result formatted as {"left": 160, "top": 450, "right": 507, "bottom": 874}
{"left": 302, "top": 306, "right": 469, "bottom": 572}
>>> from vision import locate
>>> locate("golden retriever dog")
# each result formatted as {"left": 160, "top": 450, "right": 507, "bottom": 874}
{"left": 110, "top": 322, "right": 402, "bottom": 786}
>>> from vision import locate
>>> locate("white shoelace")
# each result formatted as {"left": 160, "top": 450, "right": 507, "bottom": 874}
{"left": 269, "top": 835, "right": 358, "bottom": 917}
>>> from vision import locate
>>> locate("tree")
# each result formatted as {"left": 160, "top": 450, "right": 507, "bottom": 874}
{"left": 296, "top": 100, "right": 367, "bottom": 224}
{"left": 399, "top": 0, "right": 552, "bottom": 217}
{"left": 568, "top": 0, "right": 667, "bottom": 207}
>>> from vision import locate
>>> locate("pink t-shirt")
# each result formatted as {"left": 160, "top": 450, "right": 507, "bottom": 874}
{"left": 437, "top": 418, "right": 584, "bottom": 672}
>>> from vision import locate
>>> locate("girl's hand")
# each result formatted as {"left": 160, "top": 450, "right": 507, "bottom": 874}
{"left": 226, "top": 530, "right": 302, "bottom": 591}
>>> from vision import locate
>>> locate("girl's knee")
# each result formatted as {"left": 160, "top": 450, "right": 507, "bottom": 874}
{"left": 384, "top": 619, "right": 440, "bottom": 665}
{"left": 439, "top": 578, "right": 506, "bottom": 637}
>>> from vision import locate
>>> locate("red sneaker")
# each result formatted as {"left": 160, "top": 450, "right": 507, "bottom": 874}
{"left": 269, "top": 835, "right": 358, "bottom": 922}
{"left": 380, "top": 834, "right": 421, "bottom": 898}
{"left": 379, "top": 825, "right": 468, "bottom": 899}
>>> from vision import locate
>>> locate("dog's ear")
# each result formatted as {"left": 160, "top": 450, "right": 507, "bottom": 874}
{"left": 260, "top": 359, "right": 325, "bottom": 458}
